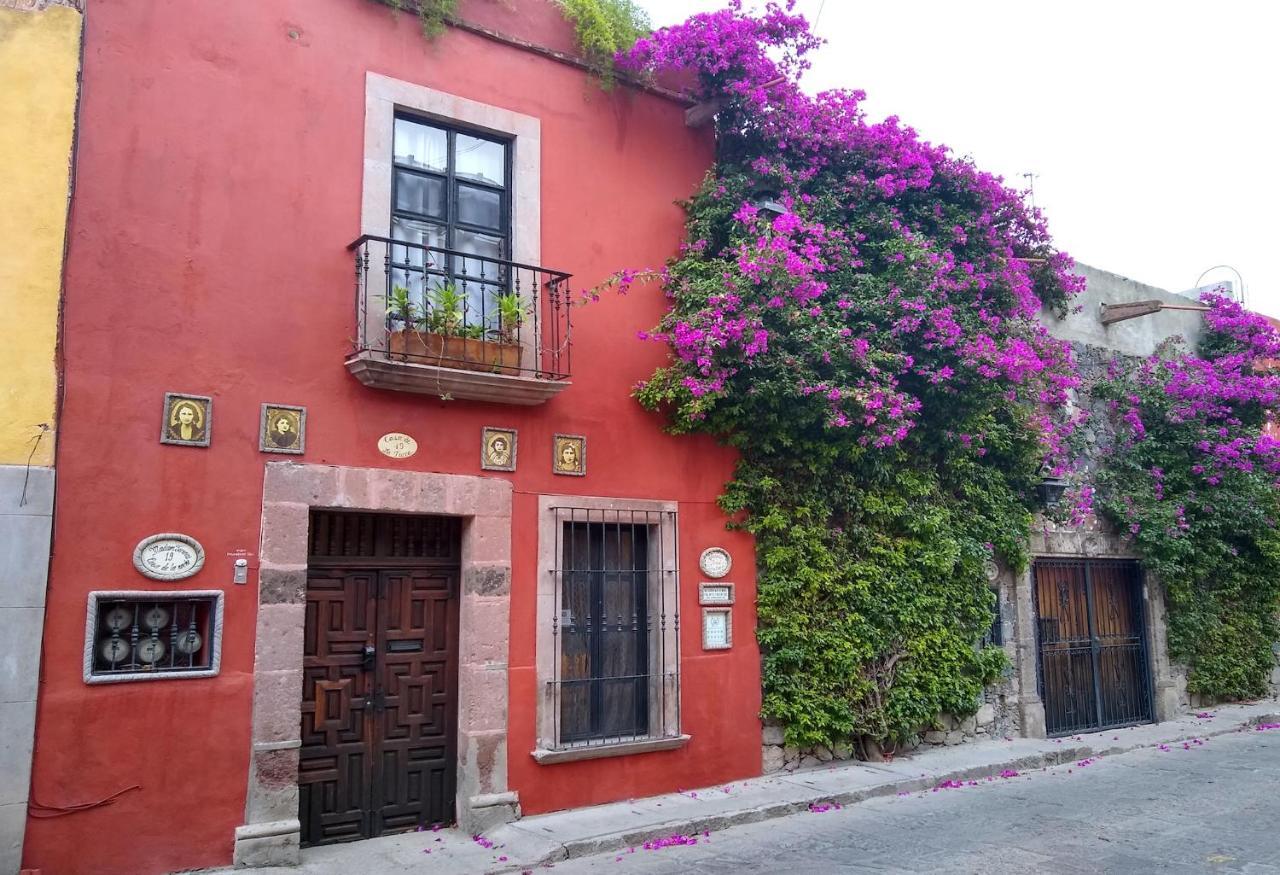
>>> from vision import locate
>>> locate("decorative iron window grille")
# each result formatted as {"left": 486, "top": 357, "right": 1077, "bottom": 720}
{"left": 549, "top": 507, "right": 680, "bottom": 749}
{"left": 83, "top": 591, "right": 223, "bottom": 684}
{"left": 982, "top": 588, "right": 1004, "bottom": 647}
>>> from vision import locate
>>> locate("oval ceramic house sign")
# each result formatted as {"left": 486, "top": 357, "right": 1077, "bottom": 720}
{"left": 133, "top": 533, "right": 205, "bottom": 581}
{"left": 378, "top": 432, "right": 418, "bottom": 459}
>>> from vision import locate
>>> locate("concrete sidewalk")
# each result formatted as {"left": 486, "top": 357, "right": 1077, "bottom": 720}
{"left": 211, "top": 700, "right": 1279, "bottom": 875}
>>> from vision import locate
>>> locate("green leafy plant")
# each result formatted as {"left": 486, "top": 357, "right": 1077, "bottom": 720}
{"left": 385, "top": 284, "right": 424, "bottom": 328}
{"left": 606, "top": 6, "right": 1086, "bottom": 752}
{"left": 555, "top": 0, "right": 650, "bottom": 87}
{"left": 1093, "top": 294, "right": 1280, "bottom": 699}
{"left": 387, "top": 0, "right": 458, "bottom": 38}
{"left": 425, "top": 282, "right": 466, "bottom": 335}
{"left": 493, "top": 291, "right": 524, "bottom": 343}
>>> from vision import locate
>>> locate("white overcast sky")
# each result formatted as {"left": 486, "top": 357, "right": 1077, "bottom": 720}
{"left": 636, "top": 0, "right": 1279, "bottom": 315}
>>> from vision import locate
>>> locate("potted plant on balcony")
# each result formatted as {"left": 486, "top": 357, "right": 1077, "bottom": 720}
{"left": 386, "top": 283, "right": 522, "bottom": 376}
{"left": 483, "top": 290, "right": 525, "bottom": 375}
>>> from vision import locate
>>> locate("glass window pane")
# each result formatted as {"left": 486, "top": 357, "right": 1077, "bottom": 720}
{"left": 391, "top": 217, "right": 446, "bottom": 269}
{"left": 452, "top": 229, "right": 505, "bottom": 283}
{"left": 394, "top": 118, "right": 447, "bottom": 171}
{"left": 457, "top": 183, "right": 501, "bottom": 230}
{"left": 455, "top": 134, "right": 505, "bottom": 186}
{"left": 394, "top": 170, "right": 445, "bottom": 219}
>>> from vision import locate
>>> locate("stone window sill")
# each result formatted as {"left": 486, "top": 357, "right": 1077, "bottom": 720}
{"left": 531, "top": 734, "right": 691, "bottom": 765}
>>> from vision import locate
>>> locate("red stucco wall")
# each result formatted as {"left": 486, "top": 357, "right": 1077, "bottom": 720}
{"left": 25, "top": 2, "right": 761, "bottom": 874}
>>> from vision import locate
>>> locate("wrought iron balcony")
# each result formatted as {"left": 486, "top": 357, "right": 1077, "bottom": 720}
{"left": 345, "top": 235, "right": 572, "bottom": 404}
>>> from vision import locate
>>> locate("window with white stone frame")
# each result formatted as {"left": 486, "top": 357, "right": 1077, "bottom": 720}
{"left": 534, "top": 496, "right": 687, "bottom": 762}
{"left": 83, "top": 591, "right": 224, "bottom": 684}
{"left": 359, "top": 74, "right": 546, "bottom": 368}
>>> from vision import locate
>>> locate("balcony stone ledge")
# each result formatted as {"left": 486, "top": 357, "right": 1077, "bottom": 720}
{"left": 346, "top": 350, "right": 570, "bottom": 405}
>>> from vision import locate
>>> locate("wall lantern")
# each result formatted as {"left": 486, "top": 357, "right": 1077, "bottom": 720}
{"left": 751, "top": 188, "right": 787, "bottom": 218}
{"left": 1036, "top": 474, "right": 1069, "bottom": 507}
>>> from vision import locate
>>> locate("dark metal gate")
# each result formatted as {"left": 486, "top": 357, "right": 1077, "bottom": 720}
{"left": 1033, "top": 559, "right": 1154, "bottom": 736}
{"left": 299, "top": 512, "right": 461, "bottom": 847}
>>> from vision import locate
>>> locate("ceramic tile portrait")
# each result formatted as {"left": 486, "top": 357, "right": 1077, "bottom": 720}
{"left": 481, "top": 427, "right": 517, "bottom": 472}
{"left": 160, "top": 393, "right": 212, "bottom": 447}
{"left": 552, "top": 433, "right": 586, "bottom": 476}
{"left": 260, "top": 404, "right": 306, "bottom": 454}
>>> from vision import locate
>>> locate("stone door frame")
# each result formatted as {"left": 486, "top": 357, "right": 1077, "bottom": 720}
{"left": 1013, "top": 526, "right": 1185, "bottom": 740}
{"left": 233, "top": 463, "right": 518, "bottom": 867}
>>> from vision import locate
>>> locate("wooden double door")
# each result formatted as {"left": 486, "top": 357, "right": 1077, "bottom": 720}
{"left": 1033, "top": 559, "right": 1153, "bottom": 736}
{"left": 299, "top": 563, "right": 459, "bottom": 846}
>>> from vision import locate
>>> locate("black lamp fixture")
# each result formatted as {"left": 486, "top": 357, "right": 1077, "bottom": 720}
{"left": 748, "top": 178, "right": 787, "bottom": 218}
{"left": 1036, "top": 472, "right": 1069, "bottom": 507}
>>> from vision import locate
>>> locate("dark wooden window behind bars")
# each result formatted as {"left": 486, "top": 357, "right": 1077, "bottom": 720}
{"left": 559, "top": 521, "right": 650, "bottom": 743}
{"left": 549, "top": 507, "right": 681, "bottom": 748}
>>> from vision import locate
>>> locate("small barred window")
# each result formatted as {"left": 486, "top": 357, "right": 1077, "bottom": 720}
{"left": 85, "top": 592, "right": 223, "bottom": 683}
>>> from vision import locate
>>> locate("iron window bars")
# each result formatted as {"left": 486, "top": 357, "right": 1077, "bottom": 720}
{"left": 83, "top": 591, "right": 224, "bottom": 684}
{"left": 549, "top": 507, "right": 680, "bottom": 749}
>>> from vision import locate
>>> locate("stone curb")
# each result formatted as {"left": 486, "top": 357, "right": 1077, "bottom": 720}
{"left": 489, "top": 709, "right": 1280, "bottom": 873}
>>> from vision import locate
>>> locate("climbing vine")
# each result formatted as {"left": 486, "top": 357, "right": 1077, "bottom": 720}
{"left": 388, "top": 0, "right": 458, "bottom": 37}
{"left": 386, "top": 0, "right": 649, "bottom": 85}
{"left": 1093, "top": 292, "right": 1280, "bottom": 699}
{"left": 556, "top": 0, "right": 650, "bottom": 87}
{"left": 617, "top": 2, "right": 1085, "bottom": 750}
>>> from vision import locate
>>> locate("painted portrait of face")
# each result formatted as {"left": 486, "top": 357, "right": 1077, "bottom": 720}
{"left": 260, "top": 404, "right": 306, "bottom": 454}
{"left": 552, "top": 434, "right": 585, "bottom": 476}
{"left": 161, "top": 394, "right": 212, "bottom": 447}
{"left": 481, "top": 427, "right": 517, "bottom": 472}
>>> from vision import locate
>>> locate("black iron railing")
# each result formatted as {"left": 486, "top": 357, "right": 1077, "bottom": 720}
{"left": 349, "top": 234, "right": 572, "bottom": 379}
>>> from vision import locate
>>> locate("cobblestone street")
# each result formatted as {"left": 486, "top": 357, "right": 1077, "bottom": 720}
{"left": 556, "top": 726, "right": 1280, "bottom": 874}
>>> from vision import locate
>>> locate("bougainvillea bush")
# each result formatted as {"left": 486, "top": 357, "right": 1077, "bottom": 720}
{"left": 1094, "top": 292, "right": 1280, "bottom": 698}
{"left": 617, "top": 2, "right": 1087, "bottom": 750}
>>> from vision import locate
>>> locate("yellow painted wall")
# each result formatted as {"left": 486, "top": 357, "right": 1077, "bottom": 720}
{"left": 0, "top": 3, "right": 81, "bottom": 467}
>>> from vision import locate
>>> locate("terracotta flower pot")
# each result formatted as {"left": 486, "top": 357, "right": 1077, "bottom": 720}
{"left": 389, "top": 330, "right": 521, "bottom": 376}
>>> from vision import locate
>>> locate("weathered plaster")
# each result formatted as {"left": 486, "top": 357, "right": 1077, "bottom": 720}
{"left": 1042, "top": 263, "right": 1204, "bottom": 358}
{"left": 0, "top": 2, "right": 79, "bottom": 467}
{"left": 234, "top": 463, "right": 516, "bottom": 867}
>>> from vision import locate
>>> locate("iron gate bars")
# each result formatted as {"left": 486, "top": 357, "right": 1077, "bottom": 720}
{"left": 1033, "top": 558, "right": 1155, "bottom": 736}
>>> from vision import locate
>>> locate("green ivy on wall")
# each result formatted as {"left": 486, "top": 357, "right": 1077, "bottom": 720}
{"left": 388, "top": 0, "right": 458, "bottom": 37}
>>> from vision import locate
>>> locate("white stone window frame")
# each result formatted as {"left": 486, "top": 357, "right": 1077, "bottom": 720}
{"left": 82, "top": 590, "right": 224, "bottom": 684}
{"left": 361, "top": 73, "right": 542, "bottom": 371}
{"left": 533, "top": 495, "right": 690, "bottom": 764}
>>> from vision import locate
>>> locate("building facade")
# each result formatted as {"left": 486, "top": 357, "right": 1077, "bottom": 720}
{"left": 20, "top": 3, "right": 761, "bottom": 874}
{"left": 0, "top": 1, "right": 82, "bottom": 871}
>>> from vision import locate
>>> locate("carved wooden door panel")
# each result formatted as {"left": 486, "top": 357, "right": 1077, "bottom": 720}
{"left": 371, "top": 568, "right": 459, "bottom": 835}
{"left": 299, "top": 568, "right": 378, "bottom": 845}
{"left": 299, "top": 566, "right": 459, "bottom": 847}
